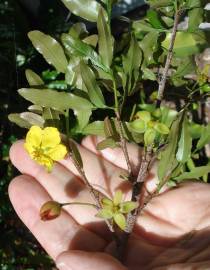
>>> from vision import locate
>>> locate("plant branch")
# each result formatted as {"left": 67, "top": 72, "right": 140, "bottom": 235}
{"left": 156, "top": 10, "right": 182, "bottom": 108}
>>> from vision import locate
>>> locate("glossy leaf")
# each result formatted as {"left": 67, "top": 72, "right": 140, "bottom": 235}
{"left": 20, "top": 112, "right": 44, "bottom": 127}
{"left": 8, "top": 114, "right": 31, "bottom": 129}
{"left": 28, "top": 31, "right": 68, "bottom": 73}
{"left": 62, "top": 34, "right": 109, "bottom": 73}
{"left": 80, "top": 61, "right": 105, "bottom": 108}
{"left": 97, "top": 8, "right": 113, "bottom": 67}
{"left": 136, "top": 111, "right": 151, "bottom": 123}
{"left": 25, "top": 69, "right": 44, "bottom": 86}
{"left": 175, "top": 165, "right": 210, "bottom": 181}
{"left": 18, "top": 88, "right": 93, "bottom": 111}
{"left": 176, "top": 115, "right": 192, "bottom": 163}
{"left": 60, "top": 0, "right": 101, "bottom": 22}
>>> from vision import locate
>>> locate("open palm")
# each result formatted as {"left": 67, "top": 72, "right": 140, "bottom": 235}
{"left": 9, "top": 136, "right": 210, "bottom": 270}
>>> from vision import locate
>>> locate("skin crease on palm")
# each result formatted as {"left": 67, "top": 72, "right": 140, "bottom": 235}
{"left": 8, "top": 135, "right": 210, "bottom": 270}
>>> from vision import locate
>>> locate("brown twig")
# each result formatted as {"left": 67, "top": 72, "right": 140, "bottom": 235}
{"left": 156, "top": 10, "right": 182, "bottom": 108}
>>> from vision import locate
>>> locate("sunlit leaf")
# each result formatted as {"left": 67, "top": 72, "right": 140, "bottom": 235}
{"left": 129, "top": 119, "right": 146, "bottom": 133}
{"left": 18, "top": 88, "right": 93, "bottom": 111}
{"left": 113, "top": 190, "right": 123, "bottom": 205}
{"left": 28, "top": 31, "right": 68, "bottom": 73}
{"left": 20, "top": 112, "right": 44, "bottom": 127}
{"left": 8, "top": 114, "right": 31, "bottom": 129}
{"left": 144, "top": 128, "right": 156, "bottom": 146}
{"left": 60, "top": 0, "right": 101, "bottom": 22}
{"left": 154, "top": 123, "right": 170, "bottom": 134}
{"left": 25, "top": 69, "right": 44, "bottom": 86}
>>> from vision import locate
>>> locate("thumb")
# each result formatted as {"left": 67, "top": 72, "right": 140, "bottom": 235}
{"left": 56, "top": 250, "right": 127, "bottom": 270}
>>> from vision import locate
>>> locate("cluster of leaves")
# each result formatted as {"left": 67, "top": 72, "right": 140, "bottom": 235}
{"left": 9, "top": 0, "right": 210, "bottom": 228}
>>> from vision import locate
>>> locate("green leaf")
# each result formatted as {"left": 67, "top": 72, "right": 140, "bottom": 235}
{"left": 60, "top": 0, "right": 101, "bottom": 22}
{"left": 101, "top": 198, "right": 113, "bottom": 207}
{"left": 122, "top": 35, "right": 142, "bottom": 93}
{"left": 120, "top": 201, "right": 138, "bottom": 214}
{"left": 136, "top": 111, "right": 151, "bottom": 123}
{"left": 154, "top": 123, "right": 170, "bottom": 134}
{"left": 97, "top": 8, "right": 113, "bottom": 67}
{"left": 175, "top": 165, "right": 210, "bottom": 181}
{"left": 142, "top": 68, "right": 156, "bottom": 81}
{"left": 61, "top": 34, "right": 109, "bottom": 73}
{"left": 69, "top": 23, "right": 88, "bottom": 39}
{"left": 113, "top": 190, "right": 123, "bottom": 205}
{"left": 133, "top": 21, "right": 158, "bottom": 33}
{"left": 162, "top": 31, "right": 207, "bottom": 57}
{"left": 144, "top": 128, "right": 156, "bottom": 146}
{"left": 147, "top": 9, "right": 165, "bottom": 29}
{"left": 196, "top": 123, "right": 210, "bottom": 150}
{"left": 83, "top": 34, "right": 98, "bottom": 47}
{"left": 96, "top": 137, "right": 118, "bottom": 150}
{"left": 176, "top": 115, "right": 192, "bottom": 163}
{"left": 113, "top": 213, "right": 126, "bottom": 230}
{"left": 96, "top": 209, "right": 113, "bottom": 219}
{"left": 25, "top": 69, "right": 44, "bottom": 86}
{"left": 139, "top": 31, "right": 159, "bottom": 66}
{"left": 158, "top": 114, "right": 182, "bottom": 181}
{"left": 82, "top": 121, "right": 105, "bottom": 136}
{"left": 28, "top": 105, "right": 43, "bottom": 114}
{"left": 75, "top": 109, "right": 92, "bottom": 131}
{"left": 8, "top": 114, "right": 31, "bottom": 129}
{"left": 42, "top": 107, "right": 60, "bottom": 128}
{"left": 18, "top": 88, "right": 93, "bottom": 111}
{"left": 80, "top": 61, "right": 105, "bottom": 108}
{"left": 188, "top": 7, "right": 203, "bottom": 31}
{"left": 104, "top": 117, "right": 119, "bottom": 140}
{"left": 129, "top": 119, "right": 146, "bottom": 133}
{"left": 69, "top": 140, "right": 83, "bottom": 168}
{"left": 28, "top": 31, "right": 68, "bottom": 73}
{"left": 20, "top": 112, "right": 44, "bottom": 127}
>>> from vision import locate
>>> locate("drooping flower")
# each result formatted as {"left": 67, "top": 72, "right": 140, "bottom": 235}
{"left": 24, "top": 126, "right": 67, "bottom": 171}
{"left": 40, "top": 201, "right": 61, "bottom": 221}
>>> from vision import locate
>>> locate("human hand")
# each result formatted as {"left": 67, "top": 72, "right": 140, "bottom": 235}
{"left": 9, "top": 136, "right": 210, "bottom": 270}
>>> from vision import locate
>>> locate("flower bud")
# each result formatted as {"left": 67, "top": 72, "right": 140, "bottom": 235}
{"left": 40, "top": 201, "right": 61, "bottom": 221}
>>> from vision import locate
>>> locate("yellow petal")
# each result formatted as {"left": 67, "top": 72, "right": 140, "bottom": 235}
{"left": 47, "top": 144, "right": 67, "bottom": 161}
{"left": 36, "top": 155, "right": 54, "bottom": 172}
{"left": 25, "top": 126, "right": 42, "bottom": 148}
{"left": 42, "top": 127, "right": 61, "bottom": 148}
{"left": 24, "top": 142, "right": 34, "bottom": 155}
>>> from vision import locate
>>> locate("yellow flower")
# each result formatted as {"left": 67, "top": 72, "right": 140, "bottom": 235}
{"left": 24, "top": 126, "right": 67, "bottom": 171}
